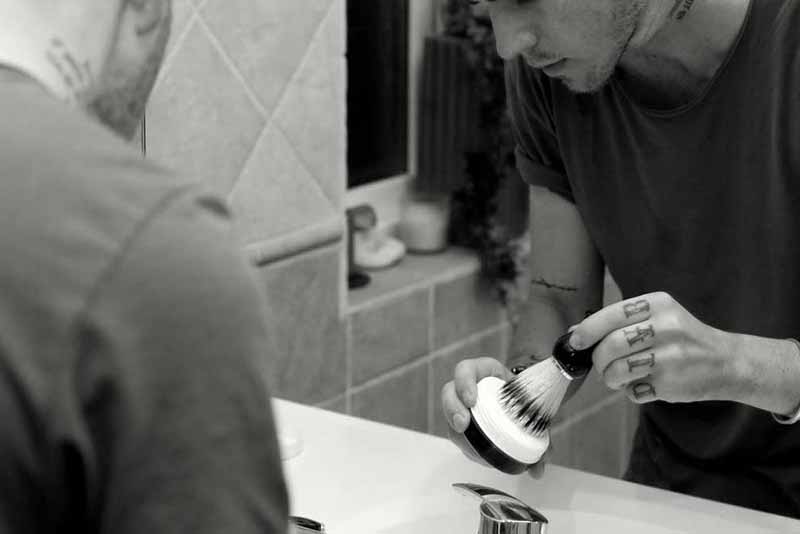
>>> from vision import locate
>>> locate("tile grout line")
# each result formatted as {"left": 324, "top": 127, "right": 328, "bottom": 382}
{"left": 189, "top": 13, "right": 272, "bottom": 196}
{"left": 274, "top": 122, "right": 340, "bottom": 211}
{"left": 350, "top": 323, "right": 508, "bottom": 396}
{"left": 223, "top": 120, "right": 270, "bottom": 199}
{"left": 191, "top": 1, "right": 331, "bottom": 202}
{"left": 192, "top": 13, "right": 268, "bottom": 117}
{"left": 551, "top": 392, "right": 626, "bottom": 436}
{"left": 261, "top": 0, "right": 335, "bottom": 128}
{"left": 346, "top": 262, "right": 481, "bottom": 314}
{"left": 153, "top": 11, "right": 198, "bottom": 93}
{"left": 270, "top": 0, "right": 342, "bottom": 210}
{"left": 427, "top": 285, "right": 435, "bottom": 433}
{"left": 345, "top": 315, "right": 353, "bottom": 415}
{"left": 426, "top": 323, "right": 509, "bottom": 362}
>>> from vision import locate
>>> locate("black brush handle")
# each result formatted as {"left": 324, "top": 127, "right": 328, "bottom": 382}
{"left": 552, "top": 332, "right": 595, "bottom": 379}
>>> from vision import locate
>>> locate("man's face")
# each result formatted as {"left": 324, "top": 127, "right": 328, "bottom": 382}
{"left": 87, "top": 0, "right": 172, "bottom": 140}
{"left": 484, "top": 0, "right": 643, "bottom": 93}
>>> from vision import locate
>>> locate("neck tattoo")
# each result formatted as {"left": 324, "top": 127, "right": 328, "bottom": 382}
{"left": 669, "top": 0, "right": 696, "bottom": 21}
{"left": 44, "top": 37, "right": 93, "bottom": 100}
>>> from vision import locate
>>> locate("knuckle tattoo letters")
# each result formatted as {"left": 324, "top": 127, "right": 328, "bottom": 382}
{"left": 632, "top": 382, "right": 657, "bottom": 401}
{"left": 627, "top": 352, "right": 656, "bottom": 373}
{"left": 624, "top": 324, "right": 656, "bottom": 347}
{"left": 623, "top": 299, "right": 650, "bottom": 319}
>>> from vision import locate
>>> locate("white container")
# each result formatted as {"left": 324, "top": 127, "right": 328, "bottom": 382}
{"left": 397, "top": 196, "right": 450, "bottom": 253}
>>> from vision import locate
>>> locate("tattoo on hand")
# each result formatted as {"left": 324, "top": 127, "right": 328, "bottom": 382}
{"left": 531, "top": 278, "right": 578, "bottom": 292}
{"left": 45, "top": 38, "right": 93, "bottom": 98}
{"left": 623, "top": 299, "right": 650, "bottom": 319}
{"left": 624, "top": 324, "right": 655, "bottom": 347}
{"left": 627, "top": 352, "right": 656, "bottom": 373}
{"left": 670, "top": 0, "right": 696, "bottom": 20}
{"left": 632, "top": 382, "right": 656, "bottom": 401}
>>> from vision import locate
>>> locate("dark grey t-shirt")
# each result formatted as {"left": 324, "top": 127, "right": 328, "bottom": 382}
{"left": 506, "top": 0, "right": 800, "bottom": 517}
{"left": 0, "top": 72, "right": 288, "bottom": 532}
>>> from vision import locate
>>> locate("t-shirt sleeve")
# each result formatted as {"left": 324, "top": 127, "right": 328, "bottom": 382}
{"left": 76, "top": 187, "right": 289, "bottom": 534}
{"left": 505, "top": 57, "right": 574, "bottom": 203}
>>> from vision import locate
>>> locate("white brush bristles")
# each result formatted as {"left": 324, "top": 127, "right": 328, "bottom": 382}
{"left": 500, "top": 357, "right": 572, "bottom": 436}
{"left": 472, "top": 377, "right": 550, "bottom": 464}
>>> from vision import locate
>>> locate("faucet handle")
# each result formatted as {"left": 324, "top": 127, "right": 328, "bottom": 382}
{"left": 289, "top": 515, "right": 325, "bottom": 533}
{"left": 453, "top": 483, "right": 548, "bottom": 534}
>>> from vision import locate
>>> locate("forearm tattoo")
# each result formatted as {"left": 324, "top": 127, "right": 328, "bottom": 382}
{"left": 670, "top": 0, "right": 696, "bottom": 20}
{"left": 45, "top": 38, "right": 92, "bottom": 99}
{"left": 624, "top": 324, "right": 655, "bottom": 347}
{"left": 531, "top": 278, "right": 578, "bottom": 292}
{"left": 627, "top": 352, "right": 656, "bottom": 373}
{"left": 632, "top": 382, "right": 657, "bottom": 401}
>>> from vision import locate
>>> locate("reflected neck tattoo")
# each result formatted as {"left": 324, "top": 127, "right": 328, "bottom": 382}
{"left": 669, "top": 0, "right": 697, "bottom": 21}
{"left": 44, "top": 37, "right": 93, "bottom": 102}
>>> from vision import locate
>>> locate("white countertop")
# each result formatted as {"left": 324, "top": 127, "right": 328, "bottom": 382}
{"left": 274, "top": 399, "right": 800, "bottom": 533}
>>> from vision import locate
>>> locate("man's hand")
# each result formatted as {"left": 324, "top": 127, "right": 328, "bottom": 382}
{"left": 441, "top": 357, "right": 550, "bottom": 477}
{"left": 569, "top": 291, "right": 739, "bottom": 404}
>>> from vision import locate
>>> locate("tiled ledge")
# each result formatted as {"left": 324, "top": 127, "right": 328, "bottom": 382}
{"left": 347, "top": 246, "right": 481, "bottom": 311}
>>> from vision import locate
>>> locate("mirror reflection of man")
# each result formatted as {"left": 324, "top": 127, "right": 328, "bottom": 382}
{"left": 443, "top": 0, "right": 800, "bottom": 518}
{"left": 0, "top": 1, "right": 288, "bottom": 532}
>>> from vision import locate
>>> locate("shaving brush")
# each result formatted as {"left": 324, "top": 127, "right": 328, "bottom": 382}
{"left": 463, "top": 333, "right": 595, "bottom": 474}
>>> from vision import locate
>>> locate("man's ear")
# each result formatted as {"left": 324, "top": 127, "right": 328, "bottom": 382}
{"left": 124, "top": 0, "right": 169, "bottom": 36}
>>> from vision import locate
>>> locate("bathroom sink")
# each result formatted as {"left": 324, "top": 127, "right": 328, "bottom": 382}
{"left": 277, "top": 400, "right": 799, "bottom": 534}
{"left": 329, "top": 493, "right": 689, "bottom": 534}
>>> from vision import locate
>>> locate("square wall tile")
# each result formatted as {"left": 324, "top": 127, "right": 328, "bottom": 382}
{"left": 147, "top": 23, "right": 265, "bottom": 194}
{"left": 552, "top": 369, "right": 616, "bottom": 426}
{"left": 273, "top": 0, "right": 346, "bottom": 208}
{"left": 351, "top": 364, "right": 429, "bottom": 434}
{"left": 433, "top": 273, "right": 504, "bottom": 350}
{"left": 350, "top": 289, "right": 430, "bottom": 386}
{"left": 200, "top": 0, "right": 333, "bottom": 117}
{"left": 255, "top": 246, "right": 346, "bottom": 404}
{"left": 429, "top": 329, "right": 505, "bottom": 437}
{"left": 164, "top": 0, "right": 195, "bottom": 59}
{"left": 550, "top": 394, "right": 628, "bottom": 479}
{"left": 228, "top": 124, "right": 337, "bottom": 245}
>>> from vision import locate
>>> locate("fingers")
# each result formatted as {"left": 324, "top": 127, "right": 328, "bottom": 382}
{"left": 453, "top": 357, "right": 510, "bottom": 408}
{"left": 442, "top": 381, "right": 471, "bottom": 433}
{"left": 443, "top": 358, "right": 510, "bottom": 434}
{"left": 603, "top": 348, "right": 660, "bottom": 390}
{"left": 570, "top": 292, "right": 666, "bottom": 351}
{"left": 592, "top": 320, "right": 658, "bottom": 375}
{"left": 625, "top": 380, "right": 659, "bottom": 404}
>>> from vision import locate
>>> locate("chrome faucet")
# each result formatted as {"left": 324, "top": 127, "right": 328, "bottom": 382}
{"left": 289, "top": 515, "right": 325, "bottom": 533}
{"left": 453, "top": 483, "right": 549, "bottom": 534}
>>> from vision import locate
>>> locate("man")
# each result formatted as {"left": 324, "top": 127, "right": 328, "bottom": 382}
{"left": 443, "top": 0, "right": 800, "bottom": 518}
{"left": 0, "top": 1, "right": 288, "bottom": 532}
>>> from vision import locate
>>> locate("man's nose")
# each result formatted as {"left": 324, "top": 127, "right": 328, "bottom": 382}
{"left": 489, "top": 9, "right": 538, "bottom": 59}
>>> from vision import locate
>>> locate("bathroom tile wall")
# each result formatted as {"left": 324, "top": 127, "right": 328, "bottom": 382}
{"left": 146, "top": 0, "right": 348, "bottom": 404}
{"left": 342, "top": 256, "right": 636, "bottom": 479}
{"left": 148, "top": 0, "right": 344, "bottom": 246}
{"left": 146, "top": 0, "right": 637, "bottom": 480}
